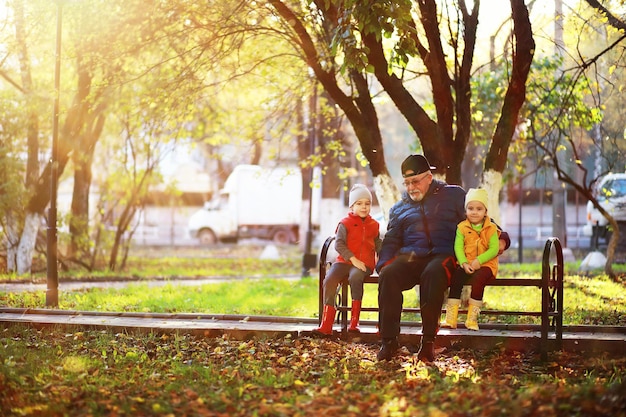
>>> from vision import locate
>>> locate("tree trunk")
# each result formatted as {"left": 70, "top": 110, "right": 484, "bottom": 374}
{"left": 109, "top": 203, "right": 138, "bottom": 272}
{"left": 5, "top": 217, "right": 19, "bottom": 272}
{"left": 481, "top": 170, "right": 504, "bottom": 225}
{"left": 13, "top": 0, "right": 39, "bottom": 190}
{"left": 318, "top": 90, "right": 343, "bottom": 200}
{"left": 360, "top": 1, "right": 480, "bottom": 184}
{"left": 14, "top": 50, "right": 107, "bottom": 273}
{"left": 70, "top": 152, "right": 94, "bottom": 260}
{"left": 16, "top": 213, "right": 42, "bottom": 275}
{"left": 268, "top": 0, "right": 397, "bottom": 213}
{"left": 108, "top": 163, "right": 153, "bottom": 271}
{"left": 484, "top": 0, "right": 535, "bottom": 173}
{"left": 373, "top": 172, "right": 401, "bottom": 222}
{"left": 14, "top": 93, "right": 84, "bottom": 274}
{"left": 6, "top": 0, "right": 43, "bottom": 275}
{"left": 270, "top": 0, "right": 532, "bottom": 217}
{"left": 69, "top": 69, "right": 108, "bottom": 261}
{"left": 605, "top": 217, "right": 618, "bottom": 278}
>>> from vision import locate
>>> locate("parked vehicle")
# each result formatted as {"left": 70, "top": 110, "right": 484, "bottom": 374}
{"left": 584, "top": 172, "right": 626, "bottom": 248}
{"left": 187, "top": 165, "right": 302, "bottom": 245}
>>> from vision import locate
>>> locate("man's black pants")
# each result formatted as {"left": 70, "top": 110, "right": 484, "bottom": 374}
{"left": 377, "top": 254, "right": 454, "bottom": 341}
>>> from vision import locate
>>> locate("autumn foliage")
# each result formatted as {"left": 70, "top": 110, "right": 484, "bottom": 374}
{"left": 1, "top": 325, "right": 624, "bottom": 416}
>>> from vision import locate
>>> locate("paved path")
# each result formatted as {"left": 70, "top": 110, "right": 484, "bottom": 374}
{"left": 0, "top": 275, "right": 301, "bottom": 293}
{"left": 2, "top": 277, "right": 625, "bottom": 356}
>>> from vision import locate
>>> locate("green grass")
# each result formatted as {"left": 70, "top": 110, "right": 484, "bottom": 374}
{"left": 21, "top": 257, "right": 300, "bottom": 281}
{"left": 499, "top": 260, "right": 626, "bottom": 276}
{"left": 2, "top": 246, "right": 625, "bottom": 326}
{"left": 2, "top": 273, "right": 625, "bottom": 326}
{"left": 7, "top": 245, "right": 626, "bottom": 283}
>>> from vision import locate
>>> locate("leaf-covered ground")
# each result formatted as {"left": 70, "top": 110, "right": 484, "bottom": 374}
{"left": 1, "top": 325, "right": 624, "bottom": 416}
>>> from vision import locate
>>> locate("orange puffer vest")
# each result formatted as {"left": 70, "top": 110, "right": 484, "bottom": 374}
{"left": 337, "top": 212, "right": 379, "bottom": 271}
{"left": 458, "top": 216, "right": 499, "bottom": 276}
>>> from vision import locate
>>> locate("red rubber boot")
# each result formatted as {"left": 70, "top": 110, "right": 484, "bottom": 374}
{"left": 312, "top": 305, "right": 336, "bottom": 336}
{"left": 348, "top": 300, "right": 362, "bottom": 333}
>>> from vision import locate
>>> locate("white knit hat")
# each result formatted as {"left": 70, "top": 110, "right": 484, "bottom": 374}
{"left": 465, "top": 188, "right": 489, "bottom": 210}
{"left": 349, "top": 184, "right": 372, "bottom": 207}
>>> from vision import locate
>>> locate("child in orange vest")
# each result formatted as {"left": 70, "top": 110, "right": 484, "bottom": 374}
{"left": 442, "top": 188, "right": 499, "bottom": 331}
{"left": 313, "top": 184, "right": 381, "bottom": 335}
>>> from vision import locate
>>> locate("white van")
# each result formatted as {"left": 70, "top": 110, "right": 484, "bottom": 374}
{"left": 187, "top": 165, "right": 303, "bottom": 245}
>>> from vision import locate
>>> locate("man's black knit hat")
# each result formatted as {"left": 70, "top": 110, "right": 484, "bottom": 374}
{"left": 401, "top": 155, "right": 436, "bottom": 178}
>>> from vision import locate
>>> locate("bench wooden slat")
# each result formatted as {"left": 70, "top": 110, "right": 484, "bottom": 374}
{"left": 363, "top": 276, "right": 548, "bottom": 287}
{"left": 347, "top": 307, "right": 560, "bottom": 317}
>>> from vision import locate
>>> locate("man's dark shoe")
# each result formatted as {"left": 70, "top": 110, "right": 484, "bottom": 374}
{"left": 417, "top": 340, "right": 434, "bottom": 363}
{"left": 377, "top": 338, "right": 399, "bottom": 361}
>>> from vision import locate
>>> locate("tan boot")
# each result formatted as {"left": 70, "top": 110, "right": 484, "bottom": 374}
{"left": 313, "top": 305, "right": 336, "bottom": 336}
{"left": 465, "top": 298, "right": 483, "bottom": 331}
{"left": 348, "top": 300, "right": 362, "bottom": 333}
{"left": 441, "top": 298, "right": 460, "bottom": 329}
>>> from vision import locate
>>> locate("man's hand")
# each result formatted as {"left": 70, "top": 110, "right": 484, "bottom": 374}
{"left": 498, "top": 239, "right": 507, "bottom": 255}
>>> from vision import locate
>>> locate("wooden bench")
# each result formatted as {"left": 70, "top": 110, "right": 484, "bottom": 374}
{"left": 318, "top": 236, "right": 564, "bottom": 358}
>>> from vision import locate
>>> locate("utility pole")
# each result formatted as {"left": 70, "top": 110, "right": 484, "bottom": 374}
{"left": 301, "top": 80, "right": 318, "bottom": 277}
{"left": 552, "top": 0, "right": 568, "bottom": 249}
{"left": 46, "top": 1, "right": 63, "bottom": 307}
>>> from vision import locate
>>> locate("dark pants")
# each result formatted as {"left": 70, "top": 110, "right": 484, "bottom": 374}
{"left": 377, "top": 254, "right": 455, "bottom": 341}
{"left": 448, "top": 266, "right": 495, "bottom": 300}
{"left": 321, "top": 262, "right": 369, "bottom": 306}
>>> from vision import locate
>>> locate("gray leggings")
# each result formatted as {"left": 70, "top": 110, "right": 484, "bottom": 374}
{"left": 322, "top": 262, "right": 370, "bottom": 306}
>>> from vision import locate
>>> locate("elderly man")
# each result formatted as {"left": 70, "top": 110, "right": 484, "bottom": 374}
{"left": 376, "top": 155, "right": 509, "bottom": 362}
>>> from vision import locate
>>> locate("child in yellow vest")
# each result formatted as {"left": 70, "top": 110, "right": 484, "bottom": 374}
{"left": 442, "top": 188, "right": 499, "bottom": 330}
